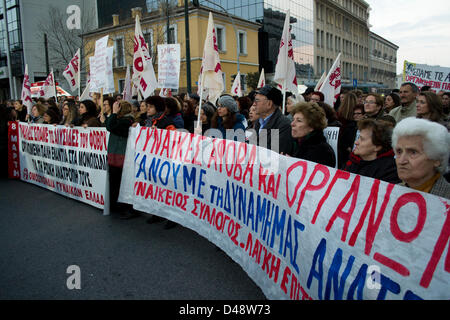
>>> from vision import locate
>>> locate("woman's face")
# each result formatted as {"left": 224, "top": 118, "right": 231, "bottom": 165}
{"left": 416, "top": 95, "right": 430, "bottom": 117}
{"left": 63, "top": 105, "right": 70, "bottom": 117}
{"left": 364, "top": 95, "right": 382, "bottom": 116}
{"left": 353, "top": 128, "right": 380, "bottom": 161}
{"left": 217, "top": 106, "right": 229, "bottom": 118}
{"left": 140, "top": 102, "right": 147, "bottom": 113}
{"left": 291, "top": 112, "right": 313, "bottom": 139}
{"left": 13, "top": 101, "right": 22, "bottom": 110}
{"left": 43, "top": 113, "right": 51, "bottom": 123}
{"left": 395, "top": 135, "right": 440, "bottom": 188}
{"left": 353, "top": 108, "right": 364, "bottom": 121}
{"left": 32, "top": 106, "right": 39, "bottom": 117}
{"left": 286, "top": 97, "right": 296, "bottom": 113}
{"left": 79, "top": 103, "right": 87, "bottom": 115}
{"left": 249, "top": 105, "right": 259, "bottom": 122}
{"left": 147, "top": 104, "right": 156, "bottom": 116}
{"left": 384, "top": 95, "right": 395, "bottom": 109}
{"left": 103, "top": 100, "right": 111, "bottom": 113}
{"left": 194, "top": 107, "right": 207, "bottom": 123}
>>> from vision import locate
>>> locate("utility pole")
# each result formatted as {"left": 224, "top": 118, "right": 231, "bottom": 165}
{"left": 185, "top": 0, "right": 193, "bottom": 93}
{"left": 44, "top": 34, "right": 50, "bottom": 75}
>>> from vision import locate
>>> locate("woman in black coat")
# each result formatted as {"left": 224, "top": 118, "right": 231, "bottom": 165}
{"left": 290, "top": 102, "right": 336, "bottom": 168}
{"left": 344, "top": 119, "right": 400, "bottom": 184}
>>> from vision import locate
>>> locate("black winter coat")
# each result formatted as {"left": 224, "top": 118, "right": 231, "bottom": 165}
{"left": 254, "top": 108, "right": 293, "bottom": 155}
{"left": 292, "top": 130, "right": 336, "bottom": 168}
{"left": 344, "top": 150, "right": 401, "bottom": 184}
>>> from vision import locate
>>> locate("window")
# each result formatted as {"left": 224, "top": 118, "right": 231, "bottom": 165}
{"left": 216, "top": 25, "right": 226, "bottom": 52}
{"left": 118, "top": 79, "right": 125, "bottom": 93}
{"left": 166, "top": 24, "right": 177, "bottom": 44}
{"left": 238, "top": 31, "right": 247, "bottom": 55}
{"left": 143, "top": 29, "right": 154, "bottom": 56}
{"left": 114, "top": 36, "right": 125, "bottom": 67}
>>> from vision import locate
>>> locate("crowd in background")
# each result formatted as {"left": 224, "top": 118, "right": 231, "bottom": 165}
{"left": 1, "top": 82, "right": 449, "bottom": 223}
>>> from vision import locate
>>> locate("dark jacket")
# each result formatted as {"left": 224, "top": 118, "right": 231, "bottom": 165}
{"left": 217, "top": 113, "right": 246, "bottom": 140}
{"left": 254, "top": 108, "right": 294, "bottom": 155}
{"left": 292, "top": 130, "right": 336, "bottom": 168}
{"left": 145, "top": 112, "right": 176, "bottom": 130}
{"left": 16, "top": 108, "right": 28, "bottom": 122}
{"left": 344, "top": 150, "right": 401, "bottom": 184}
{"left": 337, "top": 119, "right": 358, "bottom": 169}
{"left": 105, "top": 113, "right": 135, "bottom": 168}
{"left": 168, "top": 113, "right": 184, "bottom": 129}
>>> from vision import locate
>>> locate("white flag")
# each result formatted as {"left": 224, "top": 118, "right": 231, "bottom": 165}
{"left": 274, "top": 10, "right": 298, "bottom": 95}
{"left": 132, "top": 15, "right": 158, "bottom": 99}
{"left": 319, "top": 53, "right": 342, "bottom": 107}
{"left": 199, "top": 12, "right": 224, "bottom": 104}
{"left": 231, "top": 72, "right": 242, "bottom": 97}
{"left": 159, "top": 88, "right": 172, "bottom": 97}
{"left": 257, "top": 68, "right": 265, "bottom": 89}
{"left": 62, "top": 48, "right": 80, "bottom": 92}
{"left": 123, "top": 64, "right": 133, "bottom": 102}
{"left": 20, "top": 64, "right": 33, "bottom": 115}
{"left": 314, "top": 71, "right": 327, "bottom": 91}
{"left": 39, "top": 69, "right": 57, "bottom": 100}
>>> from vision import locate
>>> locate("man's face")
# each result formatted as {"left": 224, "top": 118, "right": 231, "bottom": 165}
{"left": 252, "top": 94, "right": 273, "bottom": 117}
{"left": 399, "top": 85, "right": 417, "bottom": 106}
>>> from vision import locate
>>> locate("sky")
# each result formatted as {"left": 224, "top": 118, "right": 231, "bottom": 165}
{"left": 365, "top": 0, "right": 450, "bottom": 74}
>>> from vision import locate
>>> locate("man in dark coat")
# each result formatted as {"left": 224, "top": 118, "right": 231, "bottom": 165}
{"left": 253, "top": 85, "right": 294, "bottom": 155}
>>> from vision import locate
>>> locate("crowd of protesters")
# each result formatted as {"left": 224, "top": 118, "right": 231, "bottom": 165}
{"left": 1, "top": 81, "right": 449, "bottom": 225}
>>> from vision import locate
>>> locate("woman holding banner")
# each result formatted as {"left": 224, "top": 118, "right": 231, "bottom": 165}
{"left": 344, "top": 119, "right": 400, "bottom": 184}
{"left": 290, "top": 102, "right": 336, "bottom": 167}
{"left": 106, "top": 100, "right": 139, "bottom": 219}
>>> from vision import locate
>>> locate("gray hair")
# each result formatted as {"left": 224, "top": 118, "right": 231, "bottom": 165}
{"left": 401, "top": 82, "right": 419, "bottom": 93}
{"left": 392, "top": 117, "right": 450, "bottom": 173}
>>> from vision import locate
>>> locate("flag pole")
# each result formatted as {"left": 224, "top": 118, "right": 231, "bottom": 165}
{"left": 282, "top": 80, "right": 286, "bottom": 115}
{"left": 196, "top": 72, "right": 205, "bottom": 129}
{"left": 77, "top": 48, "right": 81, "bottom": 99}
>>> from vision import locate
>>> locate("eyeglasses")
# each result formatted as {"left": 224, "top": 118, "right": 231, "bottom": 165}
{"left": 364, "top": 101, "right": 376, "bottom": 105}
{"left": 253, "top": 98, "right": 267, "bottom": 104}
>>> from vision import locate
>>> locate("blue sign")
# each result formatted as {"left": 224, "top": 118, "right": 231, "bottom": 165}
{"left": 353, "top": 79, "right": 358, "bottom": 88}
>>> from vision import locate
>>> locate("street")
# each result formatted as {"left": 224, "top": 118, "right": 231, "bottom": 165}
{"left": 0, "top": 179, "right": 265, "bottom": 300}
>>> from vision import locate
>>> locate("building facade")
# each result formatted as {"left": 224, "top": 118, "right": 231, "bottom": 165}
{"left": 315, "top": 0, "right": 371, "bottom": 88}
{"left": 369, "top": 31, "right": 398, "bottom": 89}
{"left": 0, "top": 0, "right": 97, "bottom": 100}
{"left": 84, "top": 2, "right": 260, "bottom": 95}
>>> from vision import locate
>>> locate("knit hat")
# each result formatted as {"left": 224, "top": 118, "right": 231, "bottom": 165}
{"left": 257, "top": 85, "right": 283, "bottom": 106}
{"left": 217, "top": 95, "right": 238, "bottom": 113}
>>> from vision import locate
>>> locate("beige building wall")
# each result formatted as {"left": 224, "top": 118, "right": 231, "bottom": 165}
{"left": 82, "top": 6, "right": 260, "bottom": 95}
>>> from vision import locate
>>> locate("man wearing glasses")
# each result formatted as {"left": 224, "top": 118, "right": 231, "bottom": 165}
{"left": 252, "top": 85, "right": 294, "bottom": 155}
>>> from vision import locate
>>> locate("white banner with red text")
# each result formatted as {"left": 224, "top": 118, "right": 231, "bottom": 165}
{"left": 9, "top": 122, "right": 109, "bottom": 210}
{"left": 403, "top": 60, "right": 450, "bottom": 91}
{"left": 119, "top": 126, "right": 449, "bottom": 300}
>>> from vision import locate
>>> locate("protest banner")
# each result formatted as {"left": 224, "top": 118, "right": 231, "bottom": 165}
{"left": 231, "top": 72, "right": 242, "bottom": 97}
{"left": 158, "top": 44, "right": 181, "bottom": 90}
{"left": 119, "top": 126, "right": 449, "bottom": 300}
{"left": 403, "top": 60, "right": 450, "bottom": 91}
{"left": 323, "top": 127, "right": 339, "bottom": 168}
{"left": 9, "top": 122, "right": 109, "bottom": 210}
{"left": 90, "top": 35, "right": 109, "bottom": 93}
